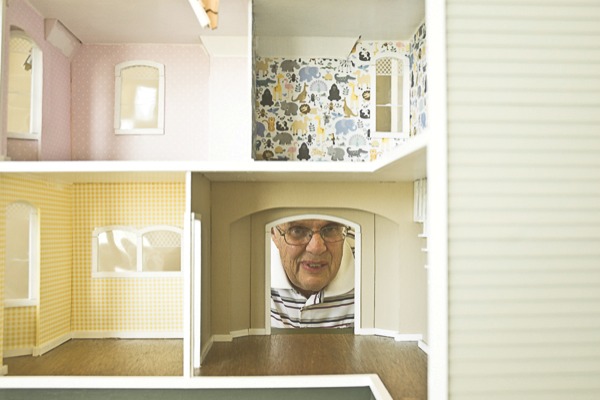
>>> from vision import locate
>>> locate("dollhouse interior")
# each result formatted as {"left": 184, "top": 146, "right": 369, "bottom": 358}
{"left": 0, "top": 0, "right": 429, "bottom": 397}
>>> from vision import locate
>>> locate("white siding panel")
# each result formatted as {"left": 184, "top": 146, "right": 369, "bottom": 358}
{"left": 447, "top": 0, "right": 600, "bottom": 398}
{"left": 448, "top": 31, "right": 600, "bottom": 48}
{"left": 449, "top": 77, "right": 600, "bottom": 92}
{"left": 448, "top": 4, "right": 600, "bottom": 19}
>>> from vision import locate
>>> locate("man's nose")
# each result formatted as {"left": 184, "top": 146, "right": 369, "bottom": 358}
{"left": 305, "top": 231, "right": 327, "bottom": 254}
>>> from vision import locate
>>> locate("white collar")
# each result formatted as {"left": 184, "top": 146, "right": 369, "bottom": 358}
{"left": 270, "top": 239, "right": 355, "bottom": 297}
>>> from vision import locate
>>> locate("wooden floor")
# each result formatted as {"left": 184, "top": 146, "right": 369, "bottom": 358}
{"left": 4, "top": 334, "right": 427, "bottom": 400}
{"left": 4, "top": 339, "right": 183, "bottom": 376}
{"left": 199, "top": 334, "right": 427, "bottom": 400}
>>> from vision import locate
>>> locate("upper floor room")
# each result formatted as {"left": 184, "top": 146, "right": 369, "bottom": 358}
{"left": 0, "top": 0, "right": 426, "bottom": 168}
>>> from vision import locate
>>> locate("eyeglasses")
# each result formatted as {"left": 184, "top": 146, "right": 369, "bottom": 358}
{"left": 275, "top": 224, "right": 349, "bottom": 246}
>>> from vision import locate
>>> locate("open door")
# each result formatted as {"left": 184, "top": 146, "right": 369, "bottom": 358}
{"left": 190, "top": 213, "right": 202, "bottom": 371}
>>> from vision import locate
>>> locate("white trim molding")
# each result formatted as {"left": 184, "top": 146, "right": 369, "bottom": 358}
{"left": 3, "top": 348, "right": 34, "bottom": 358}
{"left": 34, "top": 332, "right": 72, "bottom": 356}
{"left": 211, "top": 334, "right": 233, "bottom": 343}
{"left": 72, "top": 331, "right": 183, "bottom": 339}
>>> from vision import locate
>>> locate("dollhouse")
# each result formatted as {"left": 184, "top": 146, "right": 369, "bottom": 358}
{"left": 0, "top": 0, "right": 432, "bottom": 398}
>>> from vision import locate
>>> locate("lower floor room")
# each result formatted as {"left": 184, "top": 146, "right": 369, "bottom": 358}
{"left": 4, "top": 334, "right": 427, "bottom": 400}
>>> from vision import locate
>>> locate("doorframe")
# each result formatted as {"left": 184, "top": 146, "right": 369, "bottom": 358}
{"left": 190, "top": 213, "right": 202, "bottom": 371}
{"left": 426, "top": 0, "right": 449, "bottom": 398}
{"left": 264, "top": 214, "right": 362, "bottom": 334}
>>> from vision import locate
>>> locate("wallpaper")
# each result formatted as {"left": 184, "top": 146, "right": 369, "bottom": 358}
{"left": 71, "top": 44, "right": 210, "bottom": 161}
{"left": 2, "top": 177, "right": 185, "bottom": 360}
{"left": 71, "top": 182, "right": 185, "bottom": 334}
{"left": 253, "top": 23, "right": 427, "bottom": 162}
{"left": 4, "top": 0, "right": 72, "bottom": 161}
{"left": 3, "top": 307, "right": 36, "bottom": 352}
{"left": 410, "top": 23, "right": 428, "bottom": 137}
{"left": 0, "top": 174, "right": 73, "bottom": 357}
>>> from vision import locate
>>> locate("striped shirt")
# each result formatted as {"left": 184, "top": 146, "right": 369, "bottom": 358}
{"left": 270, "top": 239, "right": 355, "bottom": 329}
{"left": 271, "top": 288, "right": 354, "bottom": 328}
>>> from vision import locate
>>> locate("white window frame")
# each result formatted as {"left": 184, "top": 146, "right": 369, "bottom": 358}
{"left": 92, "top": 225, "right": 183, "bottom": 278}
{"left": 114, "top": 60, "right": 165, "bottom": 135}
{"left": 370, "top": 53, "right": 410, "bottom": 139}
{"left": 6, "top": 29, "right": 43, "bottom": 141}
{"left": 4, "top": 201, "right": 40, "bottom": 308}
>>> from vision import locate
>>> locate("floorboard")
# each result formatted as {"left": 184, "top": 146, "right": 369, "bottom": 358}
{"left": 3, "top": 334, "right": 427, "bottom": 400}
{"left": 199, "top": 334, "right": 427, "bottom": 400}
{"left": 4, "top": 339, "right": 183, "bottom": 376}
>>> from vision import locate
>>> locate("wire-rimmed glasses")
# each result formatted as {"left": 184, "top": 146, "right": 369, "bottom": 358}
{"left": 275, "top": 224, "right": 349, "bottom": 246}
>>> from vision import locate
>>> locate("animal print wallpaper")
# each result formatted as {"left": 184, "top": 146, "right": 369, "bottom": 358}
{"left": 253, "top": 23, "right": 427, "bottom": 162}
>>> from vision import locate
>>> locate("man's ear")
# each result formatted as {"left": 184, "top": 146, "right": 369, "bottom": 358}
{"left": 271, "top": 227, "right": 283, "bottom": 250}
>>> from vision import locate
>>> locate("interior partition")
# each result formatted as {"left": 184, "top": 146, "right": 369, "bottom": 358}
{"left": 0, "top": 174, "right": 73, "bottom": 359}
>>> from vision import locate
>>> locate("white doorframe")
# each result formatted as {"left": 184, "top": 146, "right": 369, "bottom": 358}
{"left": 190, "top": 213, "right": 202, "bottom": 370}
{"left": 426, "top": 0, "right": 449, "bottom": 398}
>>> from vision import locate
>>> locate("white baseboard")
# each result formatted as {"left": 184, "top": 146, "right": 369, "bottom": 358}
{"left": 248, "top": 328, "right": 267, "bottom": 336}
{"left": 1, "top": 365, "right": 7, "bottom": 376}
{"left": 200, "top": 337, "right": 214, "bottom": 365}
{"left": 357, "top": 328, "right": 423, "bottom": 342}
{"left": 227, "top": 328, "right": 267, "bottom": 340}
{"left": 72, "top": 331, "right": 183, "bottom": 339}
{"left": 212, "top": 334, "right": 233, "bottom": 342}
{"left": 34, "top": 332, "right": 73, "bottom": 356}
{"left": 418, "top": 340, "right": 429, "bottom": 354}
{"left": 394, "top": 333, "right": 424, "bottom": 342}
{"left": 230, "top": 329, "right": 249, "bottom": 338}
{"left": 3, "top": 348, "right": 34, "bottom": 358}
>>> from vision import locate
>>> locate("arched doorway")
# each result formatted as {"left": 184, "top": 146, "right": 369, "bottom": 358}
{"left": 264, "top": 213, "right": 362, "bottom": 334}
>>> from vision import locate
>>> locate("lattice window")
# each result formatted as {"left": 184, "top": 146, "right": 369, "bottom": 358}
{"left": 92, "top": 225, "right": 182, "bottom": 277}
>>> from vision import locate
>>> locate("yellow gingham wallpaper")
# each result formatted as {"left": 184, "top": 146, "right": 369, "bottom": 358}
{"left": 1, "top": 174, "right": 73, "bottom": 356}
{"left": 2, "top": 176, "right": 185, "bottom": 361}
{"left": 3, "top": 307, "right": 36, "bottom": 351}
{"left": 72, "top": 182, "right": 185, "bottom": 333}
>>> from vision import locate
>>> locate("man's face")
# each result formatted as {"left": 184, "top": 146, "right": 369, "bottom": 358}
{"left": 272, "top": 219, "right": 345, "bottom": 296}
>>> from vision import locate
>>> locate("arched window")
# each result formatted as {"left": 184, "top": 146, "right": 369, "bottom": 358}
{"left": 92, "top": 225, "right": 182, "bottom": 277}
{"left": 370, "top": 54, "right": 410, "bottom": 139}
{"left": 7, "top": 28, "right": 43, "bottom": 140}
{"left": 4, "top": 201, "right": 39, "bottom": 307}
{"left": 114, "top": 60, "right": 165, "bottom": 135}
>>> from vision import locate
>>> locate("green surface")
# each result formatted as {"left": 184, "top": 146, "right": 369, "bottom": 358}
{"left": 0, "top": 387, "right": 374, "bottom": 400}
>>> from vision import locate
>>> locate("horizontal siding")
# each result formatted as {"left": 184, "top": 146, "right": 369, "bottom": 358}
{"left": 447, "top": 0, "right": 600, "bottom": 399}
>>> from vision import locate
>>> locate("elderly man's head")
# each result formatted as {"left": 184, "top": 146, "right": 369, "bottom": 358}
{"left": 272, "top": 219, "right": 348, "bottom": 297}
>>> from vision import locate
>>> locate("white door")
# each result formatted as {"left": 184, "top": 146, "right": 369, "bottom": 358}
{"left": 190, "top": 214, "right": 202, "bottom": 370}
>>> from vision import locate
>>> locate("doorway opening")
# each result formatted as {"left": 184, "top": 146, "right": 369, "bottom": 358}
{"left": 264, "top": 214, "right": 362, "bottom": 335}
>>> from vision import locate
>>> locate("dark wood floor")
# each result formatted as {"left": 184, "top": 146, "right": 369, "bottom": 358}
{"left": 3, "top": 334, "right": 427, "bottom": 400}
{"left": 199, "top": 334, "right": 427, "bottom": 400}
{"left": 4, "top": 339, "right": 183, "bottom": 376}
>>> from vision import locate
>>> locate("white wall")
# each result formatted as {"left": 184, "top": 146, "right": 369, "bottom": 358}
{"left": 447, "top": 1, "right": 600, "bottom": 398}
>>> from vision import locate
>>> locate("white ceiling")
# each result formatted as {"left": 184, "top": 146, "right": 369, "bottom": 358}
{"left": 26, "top": 0, "right": 249, "bottom": 44}
{"left": 253, "top": 0, "right": 425, "bottom": 40}
{"left": 25, "top": 0, "right": 425, "bottom": 44}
